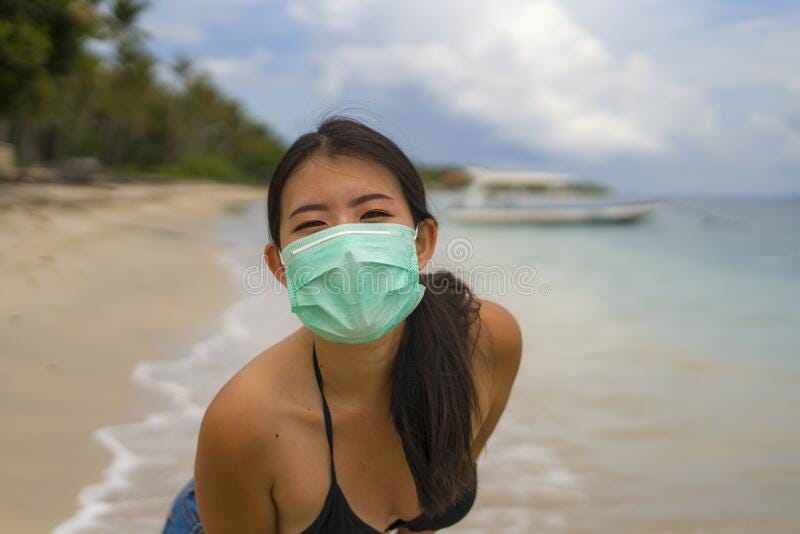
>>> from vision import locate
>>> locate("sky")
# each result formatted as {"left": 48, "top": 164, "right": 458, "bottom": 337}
{"left": 140, "top": 0, "right": 800, "bottom": 194}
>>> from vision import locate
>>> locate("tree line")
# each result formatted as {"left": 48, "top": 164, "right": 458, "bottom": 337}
{"left": 0, "top": 0, "right": 285, "bottom": 184}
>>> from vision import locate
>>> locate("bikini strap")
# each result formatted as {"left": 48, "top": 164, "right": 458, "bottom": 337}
{"left": 311, "top": 343, "right": 337, "bottom": 483}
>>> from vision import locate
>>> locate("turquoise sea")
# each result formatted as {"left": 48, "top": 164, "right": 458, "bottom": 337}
{"left": 56, "top": 193, "right": 800, "bottom": 533}
{"left": 430, "top": 194, "right": 800, "bottom": 533}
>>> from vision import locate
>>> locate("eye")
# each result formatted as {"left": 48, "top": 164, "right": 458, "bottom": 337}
{"left": 293, "top": 220, "right": 325, "bottom": 232}
{"left": 361, "top": 209, "right": 390, "bottom": 220}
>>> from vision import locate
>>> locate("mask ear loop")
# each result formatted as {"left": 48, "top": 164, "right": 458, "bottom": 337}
{"left": 278, "top": 247, "right": 285, "bottom": 267}
{"left": 413, "top": 223, "right": 425, "bottom": 274}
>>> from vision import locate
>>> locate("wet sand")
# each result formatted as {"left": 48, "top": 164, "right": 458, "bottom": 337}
{"left": 0, "top": 182, "right": 264, "bottom": 533}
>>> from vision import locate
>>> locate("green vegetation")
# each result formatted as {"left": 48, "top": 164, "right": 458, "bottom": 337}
{"left": 0, "top": 0, "right": 92, "bottom": 114}
{"left": 0, "top": 0, "right": 284, "bottom": 184}
{"left": 418, "top": 166, "right": 446, "bottom": 186}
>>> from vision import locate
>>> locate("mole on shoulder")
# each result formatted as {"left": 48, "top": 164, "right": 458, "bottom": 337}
{"left": 275, "top": 433, "right": 279, "bottom": 438}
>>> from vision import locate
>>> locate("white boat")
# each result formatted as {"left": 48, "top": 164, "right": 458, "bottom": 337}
{"left": 445, "top": 166, "right": 658, "bottom": 224}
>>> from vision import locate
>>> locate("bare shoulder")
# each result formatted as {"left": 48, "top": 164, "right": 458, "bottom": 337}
{"left": 473, "top": 298, "right": 523, "bottom": 377}
{"left": 198, "top": 328, "right": 308, "bottom": 475}
{"left": 194, "top": 328, "right": 309, "bottom": 533}
{"left": 468, "top": 298, "right": 523, "bottom": 458}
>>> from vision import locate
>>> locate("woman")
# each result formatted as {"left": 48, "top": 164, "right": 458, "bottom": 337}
{"left": 163, "top": 116, "right": 522, "bottom": 533}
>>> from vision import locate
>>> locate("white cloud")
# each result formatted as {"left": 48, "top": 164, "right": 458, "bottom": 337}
{"left": 290, "top": 0, "right": 711, "bottom": 160}
{"left": 198, "top": 48, "right": 273, "bottom": 79}
{"left": 285, "top": 0, "right": 379, "bottom": 33}
{"left": 141, "top": 0, "right": 267, "bottom": 43}
{"left": 748, "top": 113, "right": 800, "bottom": 162}
{"left": 143, "top": 20, "right": 205, "bottom": 45}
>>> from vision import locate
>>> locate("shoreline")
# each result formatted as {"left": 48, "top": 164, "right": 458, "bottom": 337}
{"left": 0, "top": 182, "right": 265, "bottom": 533}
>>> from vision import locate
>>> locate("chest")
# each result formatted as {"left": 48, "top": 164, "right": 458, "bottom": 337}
{"left": 271, "top": 409, "right": 421, "bottom": 533}
{"left": 266, "top": 349, "right": 493, "bottom": 533}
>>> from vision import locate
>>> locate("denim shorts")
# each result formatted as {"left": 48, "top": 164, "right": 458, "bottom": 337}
{"left": 163, "top": 478, "right": 204, "bottom": 534}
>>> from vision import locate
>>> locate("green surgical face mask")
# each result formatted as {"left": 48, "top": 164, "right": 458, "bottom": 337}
{"left": 279, "top": 222, "right": 427, "bottom": 344}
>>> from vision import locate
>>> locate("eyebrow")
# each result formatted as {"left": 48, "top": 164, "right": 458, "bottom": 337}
{"left": 288, "top": 193, "right": 394, "bottom": 218}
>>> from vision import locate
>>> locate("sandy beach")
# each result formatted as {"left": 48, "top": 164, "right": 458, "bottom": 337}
{"left": 0, "top": 181, "right": 264, "bottom": 533}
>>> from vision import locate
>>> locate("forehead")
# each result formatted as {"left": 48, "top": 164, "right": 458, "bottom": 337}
{"left": 281, "top": 154, "right": 404, "bottom": 211}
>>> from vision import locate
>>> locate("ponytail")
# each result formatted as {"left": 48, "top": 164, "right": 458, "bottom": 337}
{"left": 390, "top": 270, "right": 483, "bottom": 517}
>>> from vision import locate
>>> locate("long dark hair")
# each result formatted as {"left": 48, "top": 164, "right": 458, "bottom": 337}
{"left": 266, "top": 116, "right": 483, "bottom": 516}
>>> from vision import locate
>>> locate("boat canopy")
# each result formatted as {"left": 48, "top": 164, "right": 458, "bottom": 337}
{"left": 463, "top": 166, "right": 573, "bottom": 189}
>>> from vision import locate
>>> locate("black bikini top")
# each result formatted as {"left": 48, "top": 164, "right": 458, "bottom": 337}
{"left": 300, "top": 344, "right": 478, "bottom": 533}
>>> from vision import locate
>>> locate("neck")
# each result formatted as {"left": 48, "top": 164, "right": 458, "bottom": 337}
{"left": 309, "top": 322, "right": 406, "bottom": 411}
